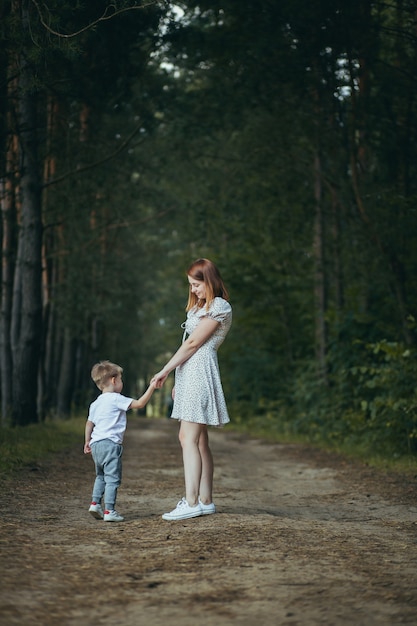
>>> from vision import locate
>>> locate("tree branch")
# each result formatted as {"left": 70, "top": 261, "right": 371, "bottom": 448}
{"left": 30, "top": 0, "right": 158, "bottom": 39}
{"left": 42, "top": 124, "right": 145, "bottom": 188}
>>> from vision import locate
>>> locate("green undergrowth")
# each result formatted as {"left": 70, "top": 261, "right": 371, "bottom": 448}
{"left": 1, "top": 413, "right": 416, "bottom": 479}
{"left": 228, "top": 415, "right": 417, "bottom": 478}
{"left": 0, "top": 417, "right": 85, "bottom": 477}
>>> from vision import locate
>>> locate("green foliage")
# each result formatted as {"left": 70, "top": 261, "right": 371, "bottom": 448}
{"left": 0, "top": 418, "right": 84, "bottom": 476}
{"left": 347, "top": 339, "right": 417, "bottom": 455}
{"left": 252, "top": 334, "right": 417, "bottom": 460}
{"left": 2, "top": 0, "right": 417, "bottom": 465}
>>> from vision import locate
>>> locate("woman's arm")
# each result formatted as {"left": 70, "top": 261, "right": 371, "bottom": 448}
{"left": 151, "top": 316, "right": 219, "bottom": 387}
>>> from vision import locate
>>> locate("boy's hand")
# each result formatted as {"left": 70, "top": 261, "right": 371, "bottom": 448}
{"left": 84, "top": 442, "right": 91, "bottom": 454}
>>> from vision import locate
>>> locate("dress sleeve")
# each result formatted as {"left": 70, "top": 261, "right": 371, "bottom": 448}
{"left": 206, "top": 297, "right": 232, "bottom": 323}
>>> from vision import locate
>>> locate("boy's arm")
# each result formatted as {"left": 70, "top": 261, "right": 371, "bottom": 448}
{"left": 129, "top": 383, "right": 156, "bottom": 410}
{"left": 84, "top": 420, "right": 94, "bottom": 454}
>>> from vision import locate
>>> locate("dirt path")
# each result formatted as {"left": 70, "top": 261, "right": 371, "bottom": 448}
{"left": 0, "top": 418, "right": 416, "bottom": 626}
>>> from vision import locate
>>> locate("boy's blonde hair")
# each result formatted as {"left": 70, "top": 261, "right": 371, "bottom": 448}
{"left": 91, "top": 360, "right": 123, "bottom": 391}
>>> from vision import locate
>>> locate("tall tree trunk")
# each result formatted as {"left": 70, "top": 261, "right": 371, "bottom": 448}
{"left": 0, "top": 135, "right": 17, "bottom": 424}
{"left": 0, "top": 0, "right": 12, "bottom": 426}
{"left": 313, "top": 150, "right": 327, "bottom": 384}
{"left": 11, "top": 0, "right": 43, "bottom": 425}
{"left": 346, "top": 8, "right": 414, "bottom": 346}
{"left": 329, "top": 186, "right": 344, "bottom": 315}
{"left": 38, "top": 95, "right": 59, "bottom": 420}
{"left": 56, "top": 328, "right": 76, "bottom": 418}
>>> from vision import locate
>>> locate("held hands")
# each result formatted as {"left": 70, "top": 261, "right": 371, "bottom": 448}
{"left": 151, "top": 370, "right": 169, "bottom": 389}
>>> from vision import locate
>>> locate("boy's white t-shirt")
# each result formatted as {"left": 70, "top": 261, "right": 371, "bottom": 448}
{"left": 88, "top": 392, "right": 134, "bottom": 444}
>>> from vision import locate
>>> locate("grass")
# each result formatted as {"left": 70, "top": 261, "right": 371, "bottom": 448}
{"left": 0, "top": 417, "right": 85, "bottom": 476}
{"left": 227, "top": 415, "right": 417, "bottom": 478}
{"left": 1, "top": 413, "right": 416, "bottom": 479}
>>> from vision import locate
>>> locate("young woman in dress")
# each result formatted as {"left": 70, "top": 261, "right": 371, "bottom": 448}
{"left": 151, "top": 258, "right": 232, "bottom": 521}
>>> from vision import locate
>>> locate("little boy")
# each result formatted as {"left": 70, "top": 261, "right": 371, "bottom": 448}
{"left": 84, "top": 360, "right": 155, "bottom": 522}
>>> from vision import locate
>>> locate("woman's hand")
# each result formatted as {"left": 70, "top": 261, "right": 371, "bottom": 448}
{"left": 151, "top": 371, "right": 169, "bottom": 388}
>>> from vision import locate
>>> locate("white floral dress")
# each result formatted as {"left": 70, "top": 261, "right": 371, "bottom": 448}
{"left": 171, "top": 297, "right": 232, "bottom": 426}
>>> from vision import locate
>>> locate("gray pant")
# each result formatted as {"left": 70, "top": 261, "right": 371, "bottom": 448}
{"left": 91, "top": 439, "right": 123, "bottom": 510}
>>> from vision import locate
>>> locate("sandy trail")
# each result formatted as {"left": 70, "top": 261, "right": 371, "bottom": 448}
{"left": 0, "top": 418, "right": 416, "bottom": 625}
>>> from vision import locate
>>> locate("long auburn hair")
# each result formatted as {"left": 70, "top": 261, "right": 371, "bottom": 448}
{"left": 186, "top": 258, "right": 229, "bottom": 311}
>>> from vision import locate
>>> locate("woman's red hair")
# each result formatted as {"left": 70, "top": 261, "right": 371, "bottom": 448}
{"left": 186, "top": 258, "right": 229, "bottom": 311}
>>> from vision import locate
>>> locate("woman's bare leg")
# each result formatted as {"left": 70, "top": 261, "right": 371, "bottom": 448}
{"left": 198, "top": 427, "right": 214, "bottom": 504}
{"left": 178, "top": 421, "right": 204, "bottom": 506}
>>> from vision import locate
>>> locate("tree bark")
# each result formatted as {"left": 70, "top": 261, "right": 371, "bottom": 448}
{"left": 56, "top": 328, "right": 76, "bottom": 418}
{"left": 0, "top": 138, "right": 17, "bottom": 424}
{"left": 10, "top": 0, "right": 43, "bottom": 425}
{"left": 313, "top": 150, "right": 328, "bottom": 384}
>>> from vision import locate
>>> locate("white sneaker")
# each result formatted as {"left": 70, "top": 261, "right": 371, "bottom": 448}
{"left": 89, "top": 502, "right": 104, "bottom": 520}
{"left": 162, "top": 497, "right": 202, "bottom": 521}
{"left": 103, "top": 509, "right": 124, "bottom": 522}
{"left": 199, "top": 497, "right": 216, "bottom": 515}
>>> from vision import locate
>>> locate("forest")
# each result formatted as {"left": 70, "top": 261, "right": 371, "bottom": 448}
{"left": 1, "top": 0, "right": 417, "bottom": 459}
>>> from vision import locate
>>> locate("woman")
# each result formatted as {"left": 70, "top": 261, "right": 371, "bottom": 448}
{"left": 151, "top": 258, "right": 232, "bottom": 521}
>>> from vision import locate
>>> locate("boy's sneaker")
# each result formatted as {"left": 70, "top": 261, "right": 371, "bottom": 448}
{"left": 103, "top": 509, "right": 124, "bottom": 522}
{"left": 199, "top": 497, "right": 216, "bottom": 515}
{"left": 89, "top": 502, "right": 104, "bottom": 520}
{"left": 162, "top": 497, "right": 202, "bottom": 521}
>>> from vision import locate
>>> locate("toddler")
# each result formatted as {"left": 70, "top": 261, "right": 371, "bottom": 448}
{"left": 84, "top": 360, "right": 155, "bottom": 522}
